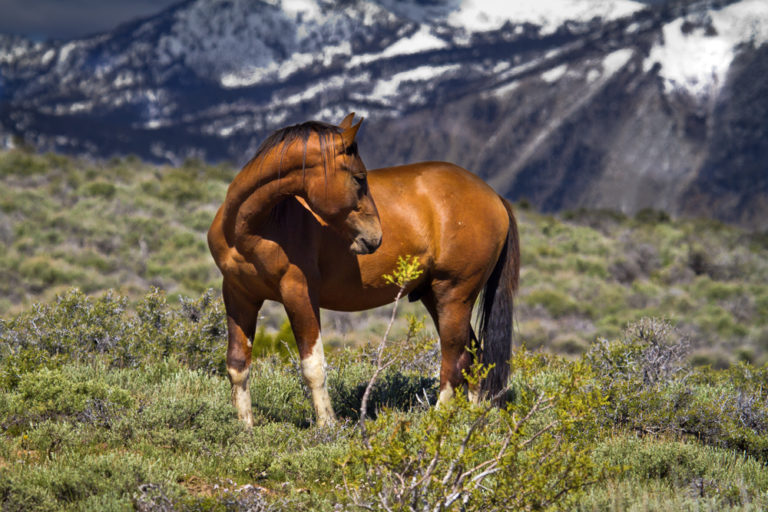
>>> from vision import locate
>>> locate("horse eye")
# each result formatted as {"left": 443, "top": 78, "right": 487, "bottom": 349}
{"left": 353, "top": 174, "right": 366, "bottom": 186}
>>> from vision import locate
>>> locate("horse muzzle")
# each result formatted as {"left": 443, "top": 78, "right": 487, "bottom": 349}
{"left": 350, "top": 232, "right": 382, "bottom": 255}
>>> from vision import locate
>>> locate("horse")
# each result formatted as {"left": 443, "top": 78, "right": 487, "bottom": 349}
{"left": 208, "top": 113, "right": 519, "bottom": 428}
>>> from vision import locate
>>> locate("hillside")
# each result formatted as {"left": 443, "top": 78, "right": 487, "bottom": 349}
{"left": 1, "top": 0, "right": 768, "bottom": 227}
{"left": 2, "top": 204, "right": 768, "bottom": 508}
{"left": 2, "top": 149, "right": 767, "bottom": 367}
{"left": 2, "top": 146, "right": 768, "bottom": 508}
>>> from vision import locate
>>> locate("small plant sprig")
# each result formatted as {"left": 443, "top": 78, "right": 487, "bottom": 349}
{"left": 359, "top": 256, "right": 423, "bottom": 444}
{"left": 382, "top": 255, "right": 424, "bottom": 289}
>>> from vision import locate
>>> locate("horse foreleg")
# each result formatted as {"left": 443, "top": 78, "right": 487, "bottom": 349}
{"left": 300, "top": 332, "right": 335, "bottom": 427}
{"left": 223, "top": 282, "right": 261, "bottom": 429}
{"left": 281, "top": 278, "right": 336, "bottom": 427}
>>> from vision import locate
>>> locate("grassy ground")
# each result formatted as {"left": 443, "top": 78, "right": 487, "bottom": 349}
{"left": 2, "top": 149, "right": 768, "bottom": 510}
{"left": 2, "top": 295, "right": 768, "bottom": 510}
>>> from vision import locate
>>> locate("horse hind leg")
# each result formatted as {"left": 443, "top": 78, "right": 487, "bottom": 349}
{"left": 422, "top": 288, "right": 476, "bottom": 406}
{"left": 223, "top": 282, "right": 261, "bottom": 429}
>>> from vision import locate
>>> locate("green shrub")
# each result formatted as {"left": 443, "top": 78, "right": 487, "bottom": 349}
{"left": 584, "top": 436, "right": 768, "bottom": 510}
{"left": 0, "top": 288, "right": 228, "bottom": 377}
{"left": 0, "top": 367, "right": 132, "bottom": 432}
{"left": 525, "top": 287, "right": 581, "bottom": 317}
{"left": 343, "top": 350, "right": 609, "bottom": 511}
{"left": 17, "top": 256, "right": 86, "bottom": 289}
{"left": 249, "top": 358, "right": 314, "bottom": 427}
{"left": 81, "top": 181, "right": 116, "bottom": 199}
{"left": 0, "top": 151, "right": 48, "bottom": 176}
{"left": 138, "top": 395, "right": 242, "bottom": 448}
{"left": 589, "top": 319, "right": 768, "bottom": 460}
{"left": 252, "top": 321, "right": 296, "bottom": 360}
{"left": 329, "top": 363, "right": 436, "bottom": 420}
{"left": 635, "top": 208, "right": 671, "bottom": 224}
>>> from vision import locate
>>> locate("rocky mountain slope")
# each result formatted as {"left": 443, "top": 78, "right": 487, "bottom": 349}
{"left": 1, "top": 0, "right": 766, "bottom": 227}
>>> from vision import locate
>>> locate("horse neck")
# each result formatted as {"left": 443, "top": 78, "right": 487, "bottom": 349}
{"left": 222, "top": 151, "right": 308, "bottom": 241}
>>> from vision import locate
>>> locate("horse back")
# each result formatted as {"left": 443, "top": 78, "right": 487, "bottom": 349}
{"left": 368, "top": 162, "right": 510, "bottom": 267}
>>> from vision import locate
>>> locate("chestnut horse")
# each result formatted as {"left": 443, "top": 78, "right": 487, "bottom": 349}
{"left": 208, "top": 114, "right": 519, "bottom": 427}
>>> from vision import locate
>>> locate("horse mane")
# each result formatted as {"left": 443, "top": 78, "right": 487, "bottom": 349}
{"left": 248, "top": 120, "right": 343, "bottom": 175}
{"left": 247, "top": 121, "right": 346, "bottom": 223}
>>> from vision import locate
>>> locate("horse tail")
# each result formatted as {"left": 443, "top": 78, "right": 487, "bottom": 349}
{"left": 477, "top": 197, "right": 520, "bottom": 403}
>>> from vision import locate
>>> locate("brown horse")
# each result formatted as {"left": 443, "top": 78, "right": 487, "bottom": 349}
{"left": 208, "top": 114, "right": 519, "bottom": 427}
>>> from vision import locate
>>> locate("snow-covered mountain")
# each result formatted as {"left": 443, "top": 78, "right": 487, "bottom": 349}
{"left": 1, "top": 0, "right": 767, "bottom": 227}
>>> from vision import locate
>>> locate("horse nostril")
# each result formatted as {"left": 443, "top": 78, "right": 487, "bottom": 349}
{"left": 362, "top": 238, "right": 378, "bottom": 254}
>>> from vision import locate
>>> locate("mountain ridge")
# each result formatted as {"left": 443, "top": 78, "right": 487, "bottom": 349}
{"left": 1, "top": 0, "right": 766, "bottom": 228}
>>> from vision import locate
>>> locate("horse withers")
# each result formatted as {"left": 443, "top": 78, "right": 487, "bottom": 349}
{"left": 208, "top": 114, "right": 519, "bottom": 427}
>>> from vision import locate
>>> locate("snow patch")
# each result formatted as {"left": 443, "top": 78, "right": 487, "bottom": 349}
{"left": 221, "top": 42, "right": 350, "bottom": 87}
{"left": 278, "top": 0, "right": 322, "bottom": 22}
{"left": 349, "top": 25, "right": 447, "bottom": 66}
{"left": 541, "top": 64, "right": 567, "bottom": 82}
{"left": 382, "top": 25, "right": 447, "bottom": 56}
{"left": 0, "top": 45, "right": 29, "bottom": 64}
{"left": 603, "top": 48, "right": 633, "bottom": 75}
{"left": 58, "top": 42, "right": 77, "bottom": 64}
{"left": 279, "top": 76, "right": 345, "bottom": 106}
{"left": 489, "top": 80, "right": 519, "bottom": 98}
{"left": 41, "top": 49, "right": 55, "bottom": 66}
{"left": 645, "top": 19, "right": 733, "bottom": 98}
{"left": 447, "top": 0, "right": 645, "bottom": 34}
{"left": 713, "top": 0, "right": 768, "bottom": 46}
{"left": 52, "top": 101, "right": 94, "bottom": 115}
{"left": 492, "top": 61, "right": 510, "bottom": 73}
{"left": 114, "top": 72, "right": 135, "bottom": 88}
{"left": 219, "top": 119, "right": 248, "bottom": 137}
{"left": 370, "top": 64, "right": 459, "bottom": 101}
{"left": 644, "top": 0, "right": 768, "bottom": 99}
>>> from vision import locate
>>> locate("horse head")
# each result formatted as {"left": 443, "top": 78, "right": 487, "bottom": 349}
{"left": 298, "top": 114, "right": 382, "bottom": 255}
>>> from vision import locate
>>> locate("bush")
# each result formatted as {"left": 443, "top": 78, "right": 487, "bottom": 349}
{"left": 635, "top": 208, "right": 671, "bottom": 224}
{"left": 584, "top": 436, "right": 768, "bottom": 510}
{"left": 343, "top": 350, "right": 609, "bottom": 511}
{"left": 0, "top": 288, "right": 228, "bottom": 384}
{"left": 588, "top": 318, "right": 768, "bottom": 460}
{"left": 525, "top": 287, "right": 582, "bottom": 317}
{"left": 0, "top": 367, "right": 132, "bottom": 434}
{"left": 81, "top": 181, "right": 116, "bottom": 199}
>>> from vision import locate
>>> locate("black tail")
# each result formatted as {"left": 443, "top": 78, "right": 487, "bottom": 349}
{"left": 476, "top": 199, "right": 520, "bottom": 403}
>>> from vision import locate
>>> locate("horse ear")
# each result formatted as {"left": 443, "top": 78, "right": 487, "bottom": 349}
{"left": 341, "top": 118, "right": 363, "bottom": 147}
{"left": 338, "top": 112, "right": 355, "bottom": 130}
